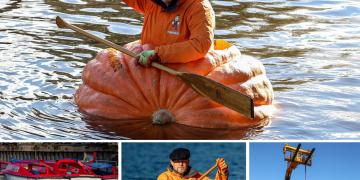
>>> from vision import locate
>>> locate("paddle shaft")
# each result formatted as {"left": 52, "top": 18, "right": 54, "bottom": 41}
{"left": 55, "top": 16, "right": 254, "bottom": 118}
{"left": 55, "top": 16, "right": 178, "bottom": 76}
{"left": 199, "top": 159, "right": 219, "bottom": 180}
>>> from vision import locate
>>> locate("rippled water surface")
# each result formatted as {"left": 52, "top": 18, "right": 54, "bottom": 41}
{"left": 0, "top": 0, "right": 359, "bottom": 140}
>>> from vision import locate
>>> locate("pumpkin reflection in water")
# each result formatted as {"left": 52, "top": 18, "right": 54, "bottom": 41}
{"left": 80, "top": 110, "right": 269, "bottom": 140}
{"left": 75, "top": 40, "right": 275, "bottom": 132}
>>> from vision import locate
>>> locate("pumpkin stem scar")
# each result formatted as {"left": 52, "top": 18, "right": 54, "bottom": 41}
{"left": 151, "top": 109, "right": 175, "bottom": 125}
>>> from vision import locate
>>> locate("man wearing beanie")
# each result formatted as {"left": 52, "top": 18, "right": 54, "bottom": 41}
{"left": 157, "top": 148, "right": 229, "bottom": 180}
{"left": 122, "top": 0, "right": 215, "bottom": 67}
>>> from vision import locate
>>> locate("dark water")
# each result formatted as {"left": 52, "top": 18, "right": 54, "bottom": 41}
{"left": 121, "top": 143, "right": 246, "bottom": 180}
{"left": 0, "top": 0, "right": 359, "bottom": 140}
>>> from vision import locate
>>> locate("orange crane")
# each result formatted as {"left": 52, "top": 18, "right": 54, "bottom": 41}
{"left": 283, "top": 143, "right": 315, "bottom": 180}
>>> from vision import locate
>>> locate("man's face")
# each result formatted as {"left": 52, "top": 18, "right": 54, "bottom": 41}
{"left": 170, "top": 159, "right": 189, "bottom": 175}
{"left": 162, "top": 0, "right": 172, "bottom": 6}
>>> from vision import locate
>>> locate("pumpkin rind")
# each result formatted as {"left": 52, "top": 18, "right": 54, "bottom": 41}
{"left": 74, "top": 40, "right": 275, "bottom": 128}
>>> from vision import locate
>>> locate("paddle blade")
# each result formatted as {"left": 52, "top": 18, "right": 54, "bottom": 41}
{"left": 56, "top": 16, "right": 67, "bottom": 28}
{"left": 178, "top": 72, "right": 254, "bottom": 118}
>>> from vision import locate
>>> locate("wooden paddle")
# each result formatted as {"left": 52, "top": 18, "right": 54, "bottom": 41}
{"left": 55, "top": 16, "right": 255, "bottom": 118}
{"left": 199, "top": 158, "right": 220, "bottom": 180}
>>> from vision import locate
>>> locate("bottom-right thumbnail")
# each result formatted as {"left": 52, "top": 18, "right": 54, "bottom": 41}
{"left": 250, "top": 142, "right": 360, "bottom": 180}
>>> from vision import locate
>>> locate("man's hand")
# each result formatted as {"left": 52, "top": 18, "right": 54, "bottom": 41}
{"left": 135, "top": 50, "right": 160, "bottom": 67}
{"left": 217, "top": 158, "right": 228, "bottom": 174}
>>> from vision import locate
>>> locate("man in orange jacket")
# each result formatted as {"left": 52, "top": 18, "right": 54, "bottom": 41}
{"left": 157, "top": 148, "right": 229, "bottom": 180}
{"left": 122, "top": 0, "right": 215, "bottom": 67}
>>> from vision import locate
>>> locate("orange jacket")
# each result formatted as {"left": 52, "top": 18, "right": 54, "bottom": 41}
{"left": 157, "top": 165, "right": 228, "bottom": 180}
{"left": 122, "top": 0, "right": 215, "bottom": 63}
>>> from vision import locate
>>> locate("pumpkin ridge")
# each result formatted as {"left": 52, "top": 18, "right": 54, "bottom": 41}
{"left": 153, "top": 70, "right": 161, "bottom": 110}
{"left": 89, "top": 50, "right": 152, "bottom": 112}
{"left": 83, "top": 85, "right": 140, "bottom": 111}
{"left": 158, "top": 71, "right": 172, "bottom": 110}
{"left": 175, "top": 104, "right": 224, "bottom": 117}
{"left": 146, "top": 70, "right": 162, "bottom": 111}
{"left": 202, "top": 48, "right": 239, "bottom": 77}
{"left": 97, "top": 48, "right": 159, "bottom": 113}
{"left": 170, "top": 83, "right": 202, "bottom": 109}
{"left": 119, "top": 48, "right": 161, "bottom": 112}
{"left": 81, "top": 78, "right": 144, "bottom": 111}
{"left": 166, "top": 84, "right": 189, "bottom": 110}
{"left": 75, "top": 85, "right": 148, "bottom": 118}
{"left": 158, "top": 70, "right": 189, "bottom": 111}
{"left": 124, "top": 54, "right": 156, "bottom": 111}
{"left": 125, "top": 42, "right": 163, "bottom": 113}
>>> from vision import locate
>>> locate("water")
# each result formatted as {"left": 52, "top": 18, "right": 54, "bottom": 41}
{"left": 122, "top": 143, "right": 246, "bottom": 180}
{"left": 0, "top": 0, "right": 359, "bottom": 140}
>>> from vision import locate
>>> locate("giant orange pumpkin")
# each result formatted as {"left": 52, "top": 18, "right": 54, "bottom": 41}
{"left": 74, "top": 40, "right": 275, "bottom": 128}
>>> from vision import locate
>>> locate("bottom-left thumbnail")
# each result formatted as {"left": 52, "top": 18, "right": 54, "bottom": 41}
{"left": 0, "top": 142, "right": 118, "bottom": 180}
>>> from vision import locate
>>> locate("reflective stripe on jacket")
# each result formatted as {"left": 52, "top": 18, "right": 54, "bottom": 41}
{"left": 122, "top": 0, "right": 215, "bottom": 63}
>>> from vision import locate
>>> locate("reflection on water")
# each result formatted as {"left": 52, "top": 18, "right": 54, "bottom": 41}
{"left": 81, "top": 109, "right": 269, "bottom": 140}
{"left": 0, "top": 0, "right": 359, "bottom": 139}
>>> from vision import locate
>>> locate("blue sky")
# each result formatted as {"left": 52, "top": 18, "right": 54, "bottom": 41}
{"left": 250, "top": 142, "right": 360, "bottom": 180}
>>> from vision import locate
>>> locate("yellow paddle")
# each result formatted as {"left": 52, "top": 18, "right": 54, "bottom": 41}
{"left": 199, "top": 158, "right": 220, "bottom": 180}
{"left": 55, "top": 16, "right": 254, "bottom": 118}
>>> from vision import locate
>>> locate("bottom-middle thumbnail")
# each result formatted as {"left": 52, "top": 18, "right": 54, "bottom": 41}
{"left": 122, "top": 142, "right": 246, "bottom": 180}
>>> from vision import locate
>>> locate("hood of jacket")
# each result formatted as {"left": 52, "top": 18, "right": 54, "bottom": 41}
{"left": 167, "top": 163, "right": 198, "bottom": 178}
{"left": 151, "top": 0, "right": 183, "bottom": 12}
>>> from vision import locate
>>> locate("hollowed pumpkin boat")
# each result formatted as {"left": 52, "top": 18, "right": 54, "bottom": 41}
{"left": 75, "top": 40, "right": 275, "bottom": 128}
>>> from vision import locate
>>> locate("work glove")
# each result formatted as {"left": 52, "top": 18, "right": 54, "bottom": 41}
{"left": 217, "top": 158, "right": 228, "bottom": 175}
{"left": 135, "top": 50, "right": 160, "bottom": 68}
